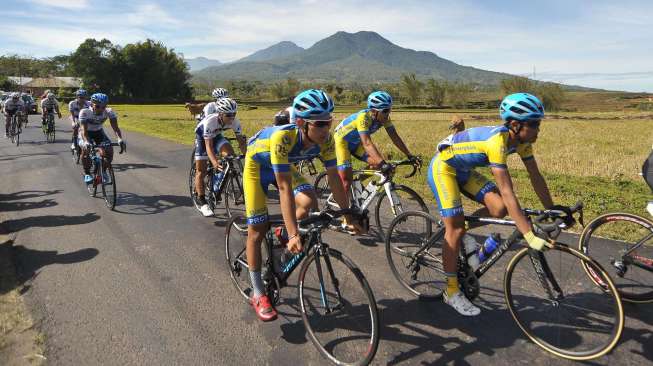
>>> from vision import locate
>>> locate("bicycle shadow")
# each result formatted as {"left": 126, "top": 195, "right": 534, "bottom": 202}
{"left": 113, "top": 192, "right": 192, "bottom": 215}
{"left": 620, "top": 302, "right": 653, "bottom": 362}
{"left": 112, "top": 163, "right": 167, "bottom": 172}
{"left": 0, "top": 190, "right": 62, "bottom": 202}
{"left": 0, "top": 152, "right": 58, "bottom": 162}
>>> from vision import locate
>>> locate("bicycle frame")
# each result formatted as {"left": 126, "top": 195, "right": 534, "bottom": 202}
{"left": 326, "top": 169, "right": 397, "bottom": 212}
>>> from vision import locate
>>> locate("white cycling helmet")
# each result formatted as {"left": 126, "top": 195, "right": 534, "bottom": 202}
{"left": 47, "top": 92, "right": 55, "bottom": 100}
{"left": 215, "top": 97, "right": 237, "bottom": 114}
{"left": 11, "top": 92, "right": 20, "bottom": 98}
{"left": 211, "top": 88, "right": 229, "bottom": 99}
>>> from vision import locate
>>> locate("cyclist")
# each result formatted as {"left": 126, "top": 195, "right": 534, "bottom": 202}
{"left": 40, "top": 92, "right": 62, "bottom": 127}
{"left": 244, "top": 89, "right": 364, "bottom": 321}
{"left": 272, "top": 107, "right": 293, "bottom": 126}
{"left": 3, "top": 93, "right": 25, "bottom": 138}
{"left": 428, "top": 93, "right": 555, "bottom": 316}
{"left": 79, "top": 93, "right": 125, "bottom": 184}
{"left": 69, "top": 89, "right": 91, "bottom": 150}
{"left": 193, "top": 97, "right": 247, "bottom": 217}
{"left": 200, "top": 88, "right": 230, "bottom": 118}
{"left": 334, "top": 91, "right": 419, "bottom": 197}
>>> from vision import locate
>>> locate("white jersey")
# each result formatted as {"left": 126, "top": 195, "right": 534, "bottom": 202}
{"left": 3, "top": 99, "right": 25, "bottom": 113}
{"left": 79, "top": 107, "right": 118, "bottom": 132}
{"left": 202, "top": 101, "right": 219, "bottom": 116}
{"left": 69, "top": 99, "right": 91, "bottom": 119}
{"left": 195, "top": 113, "right": 242, "bottom": 139}
{"left": 41, "top": 98, "right": 60, "bottom": 113}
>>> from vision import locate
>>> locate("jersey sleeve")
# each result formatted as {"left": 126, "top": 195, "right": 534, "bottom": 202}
{"left": 269, "top": 129, "right": 295, "bottom": 173}
{"left": 68, "top": 101, "right": 75, "bottom": 112}
{"left": 319, "top": 134, "right": 337, "bottom": 168}
{"left": 106, "top": 108, "right": 118, "bottom": 121}
{"left": 202, "top": 116, "right": 218, "bottom": 139}
{"left": 78, "top": 109, "right": 92, "bottom": 123}
{"left": 485, "top": 132, "right": 509, "bottom": 169}
{"left": 231, "top": 118, "right": 242, "bottom": 135}
{"left": 383, "top": 117, "right": 395, "bottom": 130}
{"left": 517, "top": 143, "right": 534, "bottom": 161}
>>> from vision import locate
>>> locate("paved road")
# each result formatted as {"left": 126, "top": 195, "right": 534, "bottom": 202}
{"left": 0, "top": 116, "right": 651, "bottom": 365}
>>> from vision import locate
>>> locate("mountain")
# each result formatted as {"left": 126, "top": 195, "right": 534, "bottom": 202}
{"left": 193, "top": 31, "right": 513, "bottom": 84}
{"left": 237, "top": 41, "right": 305, "bottom": 63}
{"left": 185, "top": 57, "right": 222, "bottom": 72}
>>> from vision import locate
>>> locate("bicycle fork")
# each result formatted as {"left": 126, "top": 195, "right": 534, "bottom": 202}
{"left": 314, "top": 245, "right": 344, "bottom": 314}
{"left": 528, "top": 249, "right": 565, "bottom": 303}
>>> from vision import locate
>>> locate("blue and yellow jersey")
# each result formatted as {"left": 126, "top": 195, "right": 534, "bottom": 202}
{"left": 438, "top": 125, "right": 533, "bottom": 170}
{"left": 247, "top": 124, "right": 337, "bottom": 172}
{"left": 334, "top": 109, "right": 395, "bottom": 146}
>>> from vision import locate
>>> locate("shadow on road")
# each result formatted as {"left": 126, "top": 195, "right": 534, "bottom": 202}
{"left": 113, "top": 192, "right": 192, "bottom": 215}
{"left": 112, "top": 163, "right": 167, "bottom": 172}
{"left": 1, "top": 213, "right": 101, "bottom": 234}
{"left": 0, "top": 153, "right": 58, "bottom": 162}
{"left": 0, "top": 190, "right": 62, "bottom": 202}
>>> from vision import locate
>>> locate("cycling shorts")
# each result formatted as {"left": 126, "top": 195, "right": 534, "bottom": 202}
{"left": 334, "top": 138, "right": 368, "bottom": 171}
{"left": 194, "top": 133, "right": 230, "bottom": 161}
{"left": 243, "top": 156, "right": 313, "bottom": 225}
{"left": 427, "top": 153, "right": 497, "bottom": 217}
{"left": 79, "top": 129, "right": 111, "bottom": 147}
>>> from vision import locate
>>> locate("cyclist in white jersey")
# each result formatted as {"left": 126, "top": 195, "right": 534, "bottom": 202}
{"left": 193, "top": 97, "right": 246, "bottom": 217}
{"left": 196, "top": 87, "right": 229, "bottom": 122}
{"left": 3, "top": 93, "right": 25, "bottom": 137}
{"left": 41, "top": 92, "right": 62, "bottom": 126}
{"left": 79, "top": 93, "right": 125, "bottom": 184}
{"left": 69, "top": 89, "right": 91, "bottom": 150}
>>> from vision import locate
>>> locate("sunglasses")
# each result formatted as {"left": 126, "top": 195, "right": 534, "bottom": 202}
{"left": 93, "top": 103, "right": 106, "bottom": 110}
{"left": 224, "top": 112, "right": 236, "bottom": 118}
{"left": 306, "top": 118, "right": 332, "bottom": 128}
{"left": 525, "top": 119, "right": 541, "bottom": 129}
{"left": 380, "top": 108, "right": 391, "bottom": 114}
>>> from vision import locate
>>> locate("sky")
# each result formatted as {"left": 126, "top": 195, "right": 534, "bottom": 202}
{"left": 2, "top": 0, "right": 652, "bottom": 92}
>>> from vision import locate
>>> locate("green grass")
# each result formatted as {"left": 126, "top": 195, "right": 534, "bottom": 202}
{"left": 65, "top": 103, "right": 653, "bottom": 227}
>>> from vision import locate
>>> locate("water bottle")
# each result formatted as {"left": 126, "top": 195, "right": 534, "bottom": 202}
{"left": 463, "top": 235, "right": 481, "bottom": 270}
{"left": 351, "top": 180, "right": 364, "bottom": 206}
{"left": 212, "top": 171, "right": 224, "bottom": 192}
{"left": 478, "top": 233, "right": 500, "bottom": 262}
{"left": 271, "top": 227, "right": 288, "bottom": 273}
{"left": 360, "top": 181, "right": 375, "bottom": 202}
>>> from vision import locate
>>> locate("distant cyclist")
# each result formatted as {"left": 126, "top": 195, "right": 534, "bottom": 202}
{"left": 41, "top": 92, "right": 62, "bottom": 127}
{"left": 3, "top": 93, "right": 25, "bottom": 138}
{"left": 78, "top": 93, "right": 125, "bottom": 184}
{"left": 69, "top": 89, "right": 91, "bottom": 150}
{"left": 197, "top": 88, "right": 229, "bottom": 122}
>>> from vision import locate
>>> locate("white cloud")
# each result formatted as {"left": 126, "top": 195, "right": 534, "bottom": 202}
{"left": 26, "top": 0, "right": 88, "bottom": 10}
{"left": 126, "top": 3, "right": 181, "bottom": 27}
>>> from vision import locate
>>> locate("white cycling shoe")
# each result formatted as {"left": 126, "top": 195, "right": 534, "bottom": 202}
{"left": 443, "top": 291, "right": 481, "bottom": 316}
{"left": 199, "top": 204, "right": 213, "bottom": 217}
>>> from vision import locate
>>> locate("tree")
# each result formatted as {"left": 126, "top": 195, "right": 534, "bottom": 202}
{"left": 286, "top": 77, "right": 301, "bottom": 99}
{"left": 447, "top": 82, "right": 473, "bottom": 108}
{"left": 269, "top": 82, "right": 286, "bottom": 101}
{"left": 68, "top": 38, "right": 121, "bottom": 95}
{"left": 425, "top": 79, "right": 447, "bottom": 107}
{"left": 500, "top": 76, "right": 536, "bottom": 95}
{"left": 537, "top": 82, "right": 565, "bottom": 112}
{"left": 0, "top": 76, "right": 17, "bottom": 90}
{"left": 400, "top": 73, "right": 422, "bottom": 104}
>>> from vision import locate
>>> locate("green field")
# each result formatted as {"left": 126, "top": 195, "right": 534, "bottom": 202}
{"left": 65, "top": 102, "right": 653, "bottom": 228}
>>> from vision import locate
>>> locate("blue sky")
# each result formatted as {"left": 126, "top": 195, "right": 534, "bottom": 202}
{"left": 2, "top": 0, "right": 652, "bottom": 92}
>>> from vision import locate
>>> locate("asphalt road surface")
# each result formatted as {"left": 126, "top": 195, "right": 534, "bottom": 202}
{"left": 0, "top": 115, "right": 651, "bottom": 365}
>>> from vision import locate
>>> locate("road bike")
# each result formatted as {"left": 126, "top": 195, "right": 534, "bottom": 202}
{"left": 42, "top": 111, "right": 56, "bottom": 143}
{"left": 86, "top": 142, "right": 124, "bottom": 210}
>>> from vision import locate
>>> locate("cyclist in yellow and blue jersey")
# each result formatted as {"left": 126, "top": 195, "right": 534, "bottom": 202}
{"left": 334, "top": 91, "right": 419, "bottom": 195}
{"left": 428, "top": 93, "right": 556, "bottom": 316}
{"left": 244, "top": 89, "right": 364, "bottom": 322}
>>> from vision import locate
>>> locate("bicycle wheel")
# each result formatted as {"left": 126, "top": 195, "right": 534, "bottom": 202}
{"left": 223, "top": 172, "right": 245, "bottom": 218}
{"left": 9, "top": 117, "right": 16, "bottom": 144}
{"left": 188, "top": 161, "right": 203, "bottom": 211}
{"left": 299, "top": 247, "right": 379, "bottom": 366}
{"left": 385, "top": 210, "right": 442, "bottom": 300}
{"left": 225, "top": 215, "right": 251, "bottom": 301}
{"left": 47, "top": 122, "right": 55, "bottom": 143}
{"left": 15, "top": 121, "right": 20, "bottom": 147}
{"left": 313, "top": 171, "right": 331, "bottom": 209}
{"left": 375, "top": 184, "right": 429, "bottom": 241}
{"left": 101, "top": 166, "right": 117, "bottom": 210}
{"left": 504, "top": 245, "right": 624, "bottom": 360}
{"left": 579, "top": 212, "right": 653, "bottom": 303}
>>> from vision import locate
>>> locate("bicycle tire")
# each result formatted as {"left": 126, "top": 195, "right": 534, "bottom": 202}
{"left": 375, "top": 184, "right": 429, "bottom": 242}
{"left": 313, "top": 171, "right": 330, "bottom": 209}
{"left": 504, "top": 244, "right": 624, "bottom": 360}
{"left": 578, "top": 212, "right": 653, "bottom": 303}
{"left": 299, "top": 247, "right": 379, "bottom": 366}
{"left": 225, "top": 215, "right": 251, "bottom": 301}
{"left": 385, "top": 210, "right": 442, "bottom": 300}
{"left": 101, "top": 166, "right": 117, "bottom": 210}
{"left": 224, "top": 172, "right": 245, "bottom": 218}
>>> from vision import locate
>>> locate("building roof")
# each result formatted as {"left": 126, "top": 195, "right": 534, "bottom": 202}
{"left": 7, "top": 76, "right": 82, "bottom": 88}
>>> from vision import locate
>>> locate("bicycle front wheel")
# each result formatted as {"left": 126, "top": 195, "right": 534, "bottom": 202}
{"left": 299, "top": 247, "right": 379, "bottom": 366}
{"left": 385, "top": 210, "right": 442, "bottom": 300}
{"left": 579, "top": 212, "right": 653, "bottom": 303}
{"left": 375, "top": 184, "right": 429, "bottom": 241}
{"left": 504, "top": 244, "right": 624, "bottom": 360}
{"left": 101, "top": 166, "right": 117, "bottom": 210}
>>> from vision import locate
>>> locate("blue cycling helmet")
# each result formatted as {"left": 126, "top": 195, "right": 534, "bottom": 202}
{"left": 367, "top": 91, "right": 393, "bottom": 110}
{"left": 293, "top": 89, "right": 334, "bottom": 119}
{"left": 75, "top": 89, "right": 88, "bottom": 98}
{"left": 500, "top": 93, "right": 544, "bottom": 123}
{"left": 90, "top": 93, "right": 109, "bottom": 106}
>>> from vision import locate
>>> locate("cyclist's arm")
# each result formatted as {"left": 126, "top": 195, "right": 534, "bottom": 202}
{"left": 386, "top": 127, "right": 412, "bottom": 157}
{"left": 275, "top": 171, "right": 300, "bottom": 238}
{"left": 523, "top": 158, "right": 554, "bottom": 209}
{"left": 236, "top": 134, "right": 247, "bottom": 155}
{"left": 325, "top": 166, "right": 351, "bottom": 212}
{"left": 360, "top": 133, "right": 384, "bottom": 166}
{"left": 204, "top": 137, "right": 221, "bottom": 169}
{"left": 491, "top": 167, "right": 533, "bottom": 235}
{"left": 79, "top": 122, "right": 90, "bottom": 145}
{"left": 108, "top": 118, "right": 123, "bottom": 140}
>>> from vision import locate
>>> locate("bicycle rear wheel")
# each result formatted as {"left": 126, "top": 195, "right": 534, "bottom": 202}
{"left": 385, "top": 210, "right": 442, "bottom": 300}
{"left": 225, "top": 215, "right": 251, "bottom": 301}
{"left": 504, "top": 245, "right": 624, "bottom": 360}
{"left": 375, "top": 184, "right": 429, "bottom": 241}
{"left": 101, "top": 166, "right": 117, "bottom": 210}
{"left": 313, "top": 171, "right": 331, "bottom": 210}
{"left": 579, "top": 212, "right": 653, "bottom": 303}
{"left": 223, "top": 172, "right": 245, "bottom": 218}
{"left": 299, "top": 247, "right": 379, "bottom": 366}
{"left": 47, "top": 122, "right": 55, "bottom": 143}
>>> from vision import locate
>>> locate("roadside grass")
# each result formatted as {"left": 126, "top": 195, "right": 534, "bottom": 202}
{"left": 68, "top": 103, "right": 652, "bottom": 224}
{"left": 0, "top": 236, "right": 45, "bottom": 365}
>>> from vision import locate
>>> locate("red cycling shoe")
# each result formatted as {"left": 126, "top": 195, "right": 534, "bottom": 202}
{"left": 250, "top": 294, "right": 277, "bottom": 322}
